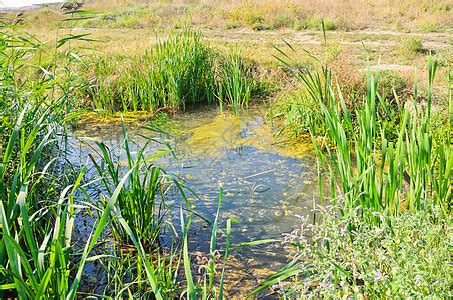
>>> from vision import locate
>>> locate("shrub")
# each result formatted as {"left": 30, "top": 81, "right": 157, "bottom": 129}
{"left": 294, "top": 15, "right": 335, "bottom": 31}
{"left": 376, "top": 70, "right": 409, "bottom": 99}
{"left": 417, "top": 18, "right": 439, "bottom": 32}
{"left": 271, "top": 85, "right": 326, "bottom": 138}
{"left": 260, "top": 206, "right": 451, "bottom": 298}
{"left": 271, "top": 13, "right": 293, "bottom": 29}
{"left": 294, "top": 14, "right": 320, "bottom": 30}
{"left": 322, "top": 18, "right": 335, "bottom": 30}
{"left": 325, "top": 41, "right": 342, "bottom": 62}
{"left": 398, "top": 37, "right": 423, "bottom": 58}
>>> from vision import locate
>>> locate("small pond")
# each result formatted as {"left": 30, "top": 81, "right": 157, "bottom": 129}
{"left": 69, "top": 103, "right": 320, "bottom": 295}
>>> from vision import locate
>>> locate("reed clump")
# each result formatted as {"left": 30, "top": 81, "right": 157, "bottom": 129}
{"left": 90, "top": 28, "right": 256, "bottom": 114}
{"left": 0, "top": 23, "right": 96, "bottom": 299}
{"left": 217, "top": 51, "right": 254, "bottom": 114}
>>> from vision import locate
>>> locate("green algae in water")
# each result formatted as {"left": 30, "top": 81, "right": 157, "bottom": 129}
{"left": 175, "top": 107, "right": 312, "bottom": 159}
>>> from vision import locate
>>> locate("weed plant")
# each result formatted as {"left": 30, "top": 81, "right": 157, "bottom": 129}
{"left": 256, "top": 205, "right": 451, "bottom": 298}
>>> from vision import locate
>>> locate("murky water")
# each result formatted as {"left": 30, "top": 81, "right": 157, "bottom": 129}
{"left": 70, "top": 103, "right": 320, "bottom": 295}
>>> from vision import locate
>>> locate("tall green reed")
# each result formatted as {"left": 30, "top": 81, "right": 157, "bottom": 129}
{"left": 92, "top": 28, "right": 217, "bottom": 112}
{"left": 274, "top": 37, "right": 451, "bottom": 221}
{"left": 0, "top": 18, "right": 100, "bottom": 298}
{"left": 89, "top": 116, "right": 175, "bottom": 248}
{"left": 91, "top": 28, "right": 256, "bottom": 114}
{"left": 217, "top": 52, "right": 253, "bottom": 115}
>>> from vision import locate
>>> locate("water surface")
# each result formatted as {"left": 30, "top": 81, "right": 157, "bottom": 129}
{"left": 71, "top": 104, "right": 319, "bottom": 295}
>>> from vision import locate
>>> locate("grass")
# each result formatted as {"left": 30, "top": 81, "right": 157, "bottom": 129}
{"left": 294, "top": 15, "right": 335, "bottom": 31}
{"left": 417, "top": 18, "right": 439, "bottom": 32}
{"left": 271, "top": 84, "right": 327, "bottom": 138}
{"left": 291, "top": 50, "right": 450, "bottom": 217}
{"left": 16, "top": 0, "right": 452, "bottom": 33}
{"left": 398, "top": 36, "right": 424, "bottom": 59}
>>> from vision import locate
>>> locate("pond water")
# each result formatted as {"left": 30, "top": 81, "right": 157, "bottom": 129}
{"left": 70, "top": 103, "right": 320, "bottom": 295}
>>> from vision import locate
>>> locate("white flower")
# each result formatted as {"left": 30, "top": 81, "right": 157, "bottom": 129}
{"left": 374, "top": 269, "right": 383, "bottom": 283}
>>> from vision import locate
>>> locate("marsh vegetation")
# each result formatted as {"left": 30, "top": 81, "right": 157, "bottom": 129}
{"left": 0, "top": 1, "right": 451, "bottom": 298}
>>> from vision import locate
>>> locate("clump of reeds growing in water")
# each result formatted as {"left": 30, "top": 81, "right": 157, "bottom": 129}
{"left": 91, "top": 27, "right": 256, "bottom": 114}
{"left": 217, "top": 51, "right": 254, "bottom": 114}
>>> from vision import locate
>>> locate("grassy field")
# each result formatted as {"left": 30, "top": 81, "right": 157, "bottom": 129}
{"left": 5, "top": 0, "right": 452, "bottom": 107}
{"left": 12, "top": 0, "right": 453, "bottom": 32}
{"left": 1, "top": 0, "right": 452, "bottom": 298}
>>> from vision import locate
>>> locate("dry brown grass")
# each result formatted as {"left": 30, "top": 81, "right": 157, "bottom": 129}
{"left": 10, "top": 0, "right": 452, "bottom": 33}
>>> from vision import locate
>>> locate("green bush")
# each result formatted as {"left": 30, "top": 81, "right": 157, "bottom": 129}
{"left": 398, "top": 37, "right": 423, "bottom": 58}
{"left": 323, "top": 18, "right": 335, "bottom": 30}
{"left": 325, "top": 41, "right": 342, "bottom": 62}
{"left": 417, "top": 18, "right": 439, "bottom": 32}
{"left": 264, "top": 206, "right": 451, "bottom": 298}
{"left": 271, "top": 13, "right": 293, "bottom": 29}
{"left": 271, "top": 85, "right": 326, "bottom": 138}
{"left": 294, "top": 15, "right": 335, "bottom": 31}
{"left": 294, "top": 15, "right": 320, "bottom": 30}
